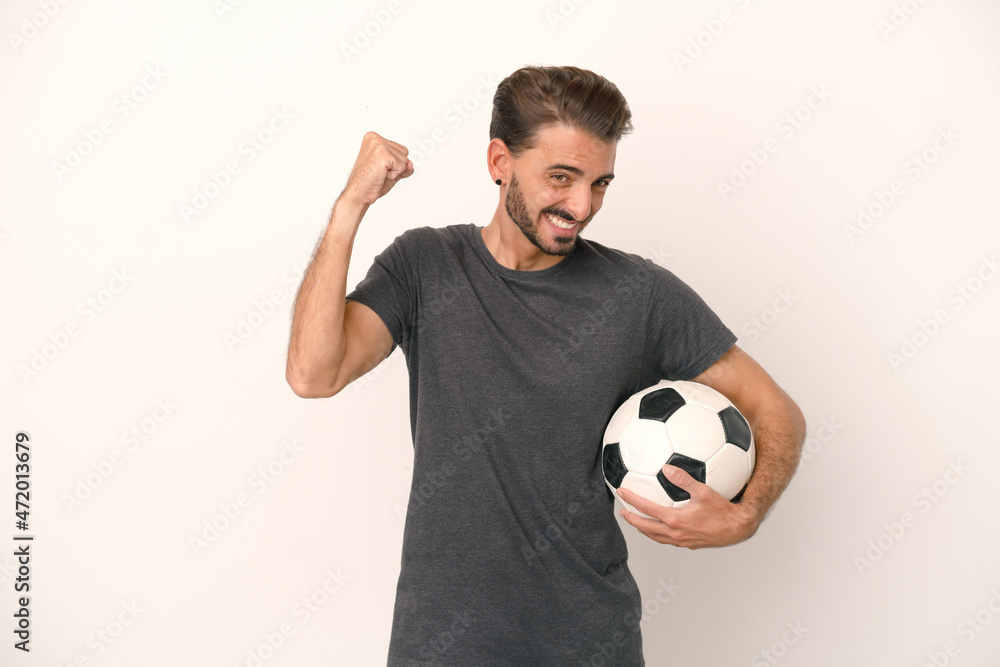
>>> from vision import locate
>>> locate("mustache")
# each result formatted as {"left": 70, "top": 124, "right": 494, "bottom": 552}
{"left": 542, "top": 208, "right": 578, "bottom": 223}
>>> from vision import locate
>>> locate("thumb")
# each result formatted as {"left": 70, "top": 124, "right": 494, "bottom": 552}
{"left": 661, "top": 464, "right": 701, "bottom": 498}
{"left": 388, "top": 158, "right": 414, "bottom": 182}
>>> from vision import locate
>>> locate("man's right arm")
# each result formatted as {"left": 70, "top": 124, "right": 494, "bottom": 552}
{"left": 285, "top": 132, "right": 412, "bottom": 398}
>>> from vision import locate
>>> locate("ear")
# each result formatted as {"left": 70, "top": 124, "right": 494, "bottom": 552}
{"left": 487, "top": 138, "right": 512, "bottom": 185}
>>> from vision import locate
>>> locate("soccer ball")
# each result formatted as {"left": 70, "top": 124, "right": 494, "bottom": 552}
{"left": 602, "top": 379, "right": 755, "bottom": 517}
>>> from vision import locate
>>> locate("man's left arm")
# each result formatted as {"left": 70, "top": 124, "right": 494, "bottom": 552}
{"left": 617, "top": 345, "right": 807, "bottom": 549}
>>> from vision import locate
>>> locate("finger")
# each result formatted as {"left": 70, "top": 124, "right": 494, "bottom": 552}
{"left": 360, "top": 130, "right": 383, "bottom": 146}
{"left": 617, "top": 487, "right": 667, "bottom": 522}
{"left": 388, "top": 158, "right": 414, "bottom": 181}
{"left": 376, "top": 139, "right": 413, "bottom": 174}
{"left": 373, "top": 142, "right": 407, "bottom": 168}
{"left": 383, "top": 138, "right": 410, "bottom": 156}
{"left": 374, "top": 144, "right": 409, "bottom": 174}
{"left": 618, "top": 504, "right": 660, "bottom": 532}
{"left": 618, "top": 486, "right": 691, "bottom": 531}
{"left": 371, "top": 149, "right": 410, "bottom": 189}
{"left": 661, "top": 464, "right": 710, "bottom": 500}
{"left": 619, "top": 507, "right": 681, "bottom": 546}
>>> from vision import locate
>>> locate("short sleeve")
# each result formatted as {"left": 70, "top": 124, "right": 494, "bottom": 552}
{"left": 641, "top": 260, "right": 737, "bottom": 382}
{"left": 345, "top": 232, "right": 416, "bottom": 355}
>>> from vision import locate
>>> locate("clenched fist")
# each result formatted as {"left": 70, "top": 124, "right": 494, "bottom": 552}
{"left": 341, "top": 131, "right": 414, "bottom": 208}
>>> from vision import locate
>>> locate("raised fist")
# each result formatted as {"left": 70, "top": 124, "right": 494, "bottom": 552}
{"left": 341, "top": 131, "right": 414, "bottom": 208}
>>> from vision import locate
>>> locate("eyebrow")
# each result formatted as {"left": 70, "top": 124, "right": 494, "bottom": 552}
{"left": 546, "top": 163, "right": 615, "bottom": 181}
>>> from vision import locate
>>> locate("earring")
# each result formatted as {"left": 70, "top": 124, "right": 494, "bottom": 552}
{"left": 495, "top": 179, "right": 502, "bottom": 185}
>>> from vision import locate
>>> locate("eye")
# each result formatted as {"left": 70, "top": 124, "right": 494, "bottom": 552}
{"left": 594, "top": 179, "right": 611, "bottom": 188}
{"left": 552, "top": 173, "right": 569, "bottom": 182}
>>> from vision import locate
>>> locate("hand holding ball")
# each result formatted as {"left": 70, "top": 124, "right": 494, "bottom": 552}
{"left": 602, "top": 380, "right": 755, "bottom": 518}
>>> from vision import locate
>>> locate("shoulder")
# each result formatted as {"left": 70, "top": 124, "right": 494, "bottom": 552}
{"left": 574, "top": 238, "right": 719, "bottom": 313}
{"left": 577, "top": 237, "right": 652, "bottom": 270}
{"left": 574, "top": 237, "right": 680, "bottom": 287}
{"left": 388, "top": 223, "right": 474, "bottom": 253}
{"left": 374, "top": 225, "right": 475, "bottom": 280}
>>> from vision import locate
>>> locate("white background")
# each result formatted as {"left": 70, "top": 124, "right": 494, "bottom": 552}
{"left": 2, "top": 1, "right": 999, "bottom": 665}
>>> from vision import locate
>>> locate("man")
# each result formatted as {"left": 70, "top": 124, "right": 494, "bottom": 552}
{"left": 286, "top": 66, "right": 806, "bottom": 666}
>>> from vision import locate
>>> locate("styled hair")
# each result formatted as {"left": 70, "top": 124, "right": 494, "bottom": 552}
{"left": 490, "top": 65, "right": 633, "bottom": 155}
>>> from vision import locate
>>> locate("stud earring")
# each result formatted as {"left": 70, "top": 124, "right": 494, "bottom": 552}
{"left": 495, "top": 179, "right": 502, "bottom": 185}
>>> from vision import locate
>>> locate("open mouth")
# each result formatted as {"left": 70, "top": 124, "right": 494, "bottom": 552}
{"left": 545, "top": 212, "right": 578, "bottom": 232}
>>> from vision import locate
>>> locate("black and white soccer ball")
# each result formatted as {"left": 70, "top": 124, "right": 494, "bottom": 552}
{"left": 602, "top": 380, "right": 755, "bottom": 517}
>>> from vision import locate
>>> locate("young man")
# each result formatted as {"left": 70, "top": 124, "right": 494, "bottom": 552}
{"left": 286, "top": 66, "right": 806, "bottom": 666}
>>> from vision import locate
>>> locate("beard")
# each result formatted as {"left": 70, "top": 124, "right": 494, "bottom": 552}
{"left": 504, "top": 173, "right": 585, "bottom": 257}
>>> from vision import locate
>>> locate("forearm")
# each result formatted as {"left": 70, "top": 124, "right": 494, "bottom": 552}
{"left": 739, "top": 390, "right": 806, "bottom": 525}
{"left": 285, "top": 197, "right": 368, "bottom": 396}
{"left": 624, "top": 347, "right": 807, "bottom": 548}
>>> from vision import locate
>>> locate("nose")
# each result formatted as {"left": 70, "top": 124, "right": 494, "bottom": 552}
{"left": 564, "top": 184, "right": 592, "bottom": 223}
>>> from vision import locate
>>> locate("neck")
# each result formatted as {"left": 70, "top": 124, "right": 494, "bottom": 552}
{"left": 481, "top": 205, "right": 568, "bottom": 272}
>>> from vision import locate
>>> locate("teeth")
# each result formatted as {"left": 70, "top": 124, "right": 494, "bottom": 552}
{"left": 546, "top": 213, "right": 577, "bottom": 230}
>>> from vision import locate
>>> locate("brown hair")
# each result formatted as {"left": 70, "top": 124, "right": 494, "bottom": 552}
{"left": 489, "top": 65, "right": 633, "bottom": 155}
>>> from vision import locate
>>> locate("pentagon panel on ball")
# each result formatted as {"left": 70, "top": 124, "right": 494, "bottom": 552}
{"left": 602, "top": 380, "right": 755, "bottom": 518}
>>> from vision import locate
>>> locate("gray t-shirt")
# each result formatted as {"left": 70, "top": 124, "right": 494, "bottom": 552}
{"left": 346, "top": 223, "right": 736, "bottom": 666}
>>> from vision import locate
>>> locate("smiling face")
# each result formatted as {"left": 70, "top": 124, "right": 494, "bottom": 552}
{"left": 497, "top": 123, "right": 617, "bottom": 258}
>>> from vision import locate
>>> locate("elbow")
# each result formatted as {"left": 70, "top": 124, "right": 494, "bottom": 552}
{"left": 788, "top": 396, "right": 807, "bottom": 442}
{"left": 285, "top": 364, "right": 340, "bottom": 399}
{"left": 288, "top": 381, "right": 336, "bottom": 399}
{"left": 751, "top": 387, "right": 807, "bottom": 455}
{"left": 783, "top": 395, "right": 808, "bottom": 458}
